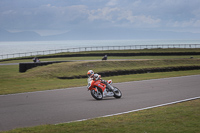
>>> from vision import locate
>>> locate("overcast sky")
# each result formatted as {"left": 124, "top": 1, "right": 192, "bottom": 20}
{"left": 0, "top": 0, "right": 200, "bottom": 36}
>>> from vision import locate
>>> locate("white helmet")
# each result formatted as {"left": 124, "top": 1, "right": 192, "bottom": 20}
{"left": 87, "top": 70, "right": 94, "bottom": 77}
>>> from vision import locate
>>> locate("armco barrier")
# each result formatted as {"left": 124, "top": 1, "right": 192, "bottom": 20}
{"left": 57, "top": 66, "right": 200, "bottom": 79}
{"left": 19, "top": 61, "right": 70, "bottom": 72}
{"left": 1, "top": 44, "right": 200, "bottom": 60}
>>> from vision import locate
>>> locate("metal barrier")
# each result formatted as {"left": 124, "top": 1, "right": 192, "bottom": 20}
{"left": 1, "top": 44, "right": 200, "bottom": 60}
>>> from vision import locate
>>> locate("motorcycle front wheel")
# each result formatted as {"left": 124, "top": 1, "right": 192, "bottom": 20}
{"left": 91, "top": 89, "right": 103, "bottom": 100}
{"left": 113, "top": 87, "right": 122, "bottom": 98}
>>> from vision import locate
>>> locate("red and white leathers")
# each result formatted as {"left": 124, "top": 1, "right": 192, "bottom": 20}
{"left": 88, "top": 73, "right": 100, "bottom": 81}
{"left": 87, "top": 74, "right": 114, "bottom": 97}
{"left": 87, "top": 73, "right": 101, "bottom": 88}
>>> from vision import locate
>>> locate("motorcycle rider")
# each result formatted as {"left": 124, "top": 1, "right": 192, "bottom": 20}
{"left": 87, "top": 70, "right": 101, "bottom": 82}
{"left": 87, "top": 70, "right": 113, "bottom": 91}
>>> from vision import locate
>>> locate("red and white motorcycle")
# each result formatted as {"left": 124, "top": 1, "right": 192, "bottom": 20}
{"left": 87, "top": 78, "right": 122, "bottom": 100}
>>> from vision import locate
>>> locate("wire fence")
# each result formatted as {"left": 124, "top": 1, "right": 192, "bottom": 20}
{"left": 1, "top": 44, "right": 200, "bottom": 60}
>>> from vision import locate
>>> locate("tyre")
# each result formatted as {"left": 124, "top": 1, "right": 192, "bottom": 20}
{"left": 91, "top": 88, "right": 103, "bottom": 100}
{"left": 113, "top": 87, "right": 122, "bottom": 98}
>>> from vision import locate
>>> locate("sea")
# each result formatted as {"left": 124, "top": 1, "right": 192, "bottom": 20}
{"left": 1, "top": 39, "right": 200, "bottom": 59}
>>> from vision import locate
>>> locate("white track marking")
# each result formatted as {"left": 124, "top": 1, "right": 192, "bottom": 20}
{"left": 56, "top": 96, "right": 200, "bottom": 125}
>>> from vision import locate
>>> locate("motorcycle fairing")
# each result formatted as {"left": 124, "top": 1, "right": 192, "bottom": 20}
{"left": 88, "top": 80, "right": 106, "bottom": 92}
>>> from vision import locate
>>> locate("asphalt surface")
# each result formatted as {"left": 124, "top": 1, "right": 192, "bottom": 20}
{"left": 0, "top": 75, "right": 200, "bottom": 131}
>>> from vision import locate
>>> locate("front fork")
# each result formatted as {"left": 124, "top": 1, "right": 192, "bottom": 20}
{"left": 106, "top": 84, "right": 114, "bottom": 91}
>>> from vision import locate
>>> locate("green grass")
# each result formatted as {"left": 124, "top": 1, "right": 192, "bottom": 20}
{"left": 20, "top": 59, "right": 200, "bottom": 78}
{"left": 2, "top": 98, "right": 200, "bottom": 133}
{"left": 1, "top": 59, "right": 200, "bottom": 95}
{"left": 1, "top": 48, "right": 200, "bottom": 132}
{"left": 1, "top": 48, "right": 200, "bottom": 95}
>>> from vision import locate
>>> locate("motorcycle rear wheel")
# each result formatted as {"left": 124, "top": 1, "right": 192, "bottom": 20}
{"left": 91, "top": 89, "right": 103, "bottom": 100}
{"left": 113, "top": 87, "right": 122, "bottom": 98}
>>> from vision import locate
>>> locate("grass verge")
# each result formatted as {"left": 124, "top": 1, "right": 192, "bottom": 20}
{"left": 1, "top": 59, "right": 200, "bottom": 95}
{"left": 1, "top": 49, "right": 200, "bottom": 132}
{"left": 2, "top": 98, "right": 200, "bottom": 133}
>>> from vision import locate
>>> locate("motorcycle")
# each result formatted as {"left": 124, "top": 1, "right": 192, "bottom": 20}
{"left": 87, "top": 79, "right": 122, "bottom": 100}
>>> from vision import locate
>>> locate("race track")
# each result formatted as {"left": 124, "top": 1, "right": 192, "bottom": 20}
{"left": 0, "top": 75, "right": 200, "bottom": 131}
